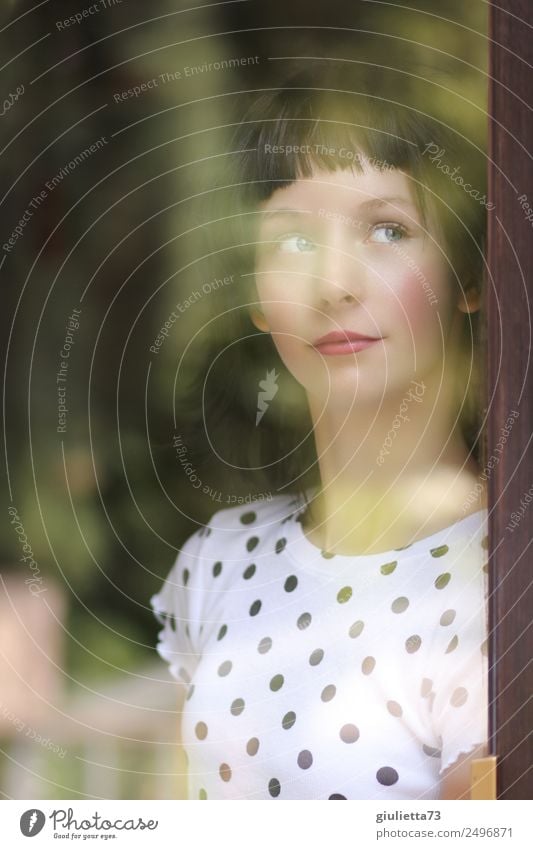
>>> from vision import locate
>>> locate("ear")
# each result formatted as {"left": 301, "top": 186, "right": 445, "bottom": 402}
{"left": 249, "top": 306, "right": 270, "bottom": 332}
{"left": 457, "top": 286, "right": 481, "bottom": 314}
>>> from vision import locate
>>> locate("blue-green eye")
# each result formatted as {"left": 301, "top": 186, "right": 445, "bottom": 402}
{"left": 276, "top": 233, "right": 315, "bottom": 253}
{"left": 368, "top": 224, "right": 406, "bottom": 243}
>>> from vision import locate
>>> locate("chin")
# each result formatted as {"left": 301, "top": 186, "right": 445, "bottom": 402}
{"left": 305, "top": 373, "right": 390, "bottom": 409}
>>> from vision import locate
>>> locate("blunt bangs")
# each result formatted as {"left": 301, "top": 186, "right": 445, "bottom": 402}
{"left": 233, "top": 86, "right": 435, "bottom": 223}
{"left": 191, "top": 67, "right": 488, "bottom": 484}
{"left": 218, "top": 69, "right": 486, "bottom": 306}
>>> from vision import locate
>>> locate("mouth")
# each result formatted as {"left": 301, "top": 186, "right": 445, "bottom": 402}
{"left": 312, "top": 330, "right": 383, "bottom": 356}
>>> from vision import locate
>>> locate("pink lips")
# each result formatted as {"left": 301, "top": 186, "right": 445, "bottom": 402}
{"left": 313, "top": 330, "right": 382, "bottom": 356}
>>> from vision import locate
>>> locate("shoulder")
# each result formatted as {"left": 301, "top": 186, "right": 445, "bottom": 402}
{"left": 159, "top": 492, "right": 306, "bottom": 583}
{"left": 208, "top": 492, "right": 303, "bottom": 528}
{"left": 199, "top": 492, "right": 305, "bottom": 556}
{"left": 427, "top": 508, "right": 488, "bottom": 585}
{"left": 152, "top": 492, "right": 305, "bottom": 625}
{"left": 428, "top": 509, "right": 489, "bottom": 633}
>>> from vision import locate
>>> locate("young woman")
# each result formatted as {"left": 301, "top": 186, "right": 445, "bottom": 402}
{"left": 151, "top": 67, "right": 489, "bottom": 800}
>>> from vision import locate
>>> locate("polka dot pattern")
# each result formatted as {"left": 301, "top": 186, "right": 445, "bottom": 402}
{"left": 219, "top": 763, "right": 231, "bottom": 782}
{"left": 405, "top": 635, "right": 422, "bottom": 654}
{"left": 421, "top": 678, "right": 433, "bottom": 697}
{"left": 377, "top": 767, "right": 399, "bottom": 786}
{"left": 349, "top": 620, "right": 364, "bottom": 638}
{"left": 270, "top": 674, "right": 284, "bottom": 692}
{"left": 297, "top": 612, "right": 312, "bottom": 630}
{"left": 153, "top": 499, "right": 488, "bottom": 800}
{"left": 391, "top": 596, "right": 409, "bottom": 614}
{"left": 268, "top": 778, "right": 281, "bottom": 797}
{"left": 249, "top": 599, "right": 262, "bottom": 616}
{"left": 257, "top": 636, "right": 272, "bottom": 654}
{"left": 275, "top": 538, "right": 287, "bottom": 554}
{"left": 178, "top": 666, "right": 191, "bottom": 684}
{"left": 362, "top": 656, "right": 376, "bottom": 675}
{"left": 282, "top": 711, "right": 296, "bottom": 729}
{"left": 440, "top": 609, "right": 456, "bottom": 626}
{"left": 451, "top": 687, "right": 468, "bottom": 707}
{"left": 195, "top": 721, "right": 208, "bottom": 740}
{"left": 230, "top": 698, "right": 245, "bottom": 716}
{"left": 435, "top": 572, "right": 451, "bottom": 590}
{"left": 309, "top": 648, "right": 324, "bottom": 666}
{"left": 337, "top": 586, "right": 352, "bottom": 604}
{"left": 430, "top": 544, "right": 449, "bottom": 558}
{"left": 240, "top": 511, "right": 256, "bottom": 525}
{"left": 246, "top": 737, "right": 259, "bottom": 755}
{"left": 284, "top": 574, "right": 298, "bottom": 592}
{"left": 321, "top": 684, "right": 336, "bottom": 702}
{"left": 217, "top": 660, "right": 232, "bottom": 677}
{"left": 445, "top": 635, "right": 459, "bottom": 654}
{"left": 297, "top": 749, "right": 313, "bottom": 769}
{"left": 340, "top": 724, "right": 360, "bottom": 743}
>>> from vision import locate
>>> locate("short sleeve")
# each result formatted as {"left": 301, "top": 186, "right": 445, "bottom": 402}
{"left": 150, "top": 526, "right": 210, "bottom": 684}
{"left": 430, "top": 580, "right": 489, "bottom": 774}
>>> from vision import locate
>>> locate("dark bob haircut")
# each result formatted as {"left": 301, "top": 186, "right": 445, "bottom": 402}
{"left": 178, "top": 64, "right": 488, "bottom": 503}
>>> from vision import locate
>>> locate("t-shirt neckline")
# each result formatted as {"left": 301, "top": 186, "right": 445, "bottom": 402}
{"left": 285, "top": 490, "right": 488, "bottom": 566}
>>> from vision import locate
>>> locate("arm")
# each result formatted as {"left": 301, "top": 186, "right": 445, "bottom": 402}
{"left": 151, "top": 528, "right": 209, "bottom": 799}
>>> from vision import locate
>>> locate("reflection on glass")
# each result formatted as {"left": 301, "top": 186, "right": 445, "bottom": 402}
{"left": 153, "top": 64, "right": 489, "bottom": 800}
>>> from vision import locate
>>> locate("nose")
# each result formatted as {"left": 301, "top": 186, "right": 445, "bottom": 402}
{"left": 314, "top": 243, "right": 364, "bottom": 309}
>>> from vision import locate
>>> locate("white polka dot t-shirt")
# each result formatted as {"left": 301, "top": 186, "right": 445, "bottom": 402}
{"left": 151, "top": 492, "right": 489, "bottom": 800}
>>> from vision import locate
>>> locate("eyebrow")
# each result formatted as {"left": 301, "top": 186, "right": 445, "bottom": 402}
{"left": 259, "top": 197, "right": 416, "bottom": 220}
{"left": 357, "top": 196, "right": 417, "bottom": 211}
{"left": 258, "top": 208, "right": 313, "bottom": 220}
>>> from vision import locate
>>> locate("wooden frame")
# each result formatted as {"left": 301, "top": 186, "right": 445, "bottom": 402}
{"left": 487, "top": 0, "right": 533, "bottom": 800}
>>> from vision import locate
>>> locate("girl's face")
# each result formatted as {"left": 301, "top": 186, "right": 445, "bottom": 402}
{"left": 251, "top": 163, "right": 477, "bottom": 407}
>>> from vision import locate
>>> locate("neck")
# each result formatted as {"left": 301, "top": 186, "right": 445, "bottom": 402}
{"left": 303, "top": 367, "right": 486, "bottom": 555}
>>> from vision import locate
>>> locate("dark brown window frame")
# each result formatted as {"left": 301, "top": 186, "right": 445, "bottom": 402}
{"left": 488, "top": 0, "right": 533, "bottom": 800}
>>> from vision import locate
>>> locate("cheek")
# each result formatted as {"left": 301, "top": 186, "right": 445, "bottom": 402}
{"left": 261, "top": 303, "right": 310, "bottom": 367}
{"left": 254, "top": 275, "right": 310, "bottom": 332}
{"left": 253, "top": 292, "right": 319, "bottom": 383}
{"left": 391, "top": 261, "right": 453, "bottom": 350}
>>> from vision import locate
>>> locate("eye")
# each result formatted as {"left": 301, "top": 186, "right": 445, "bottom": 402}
{"left": 367, "top": 223, "right": 407, "bottom": 244}
{"left": 275, "top": 233, "right": 316, "bottom": 253}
